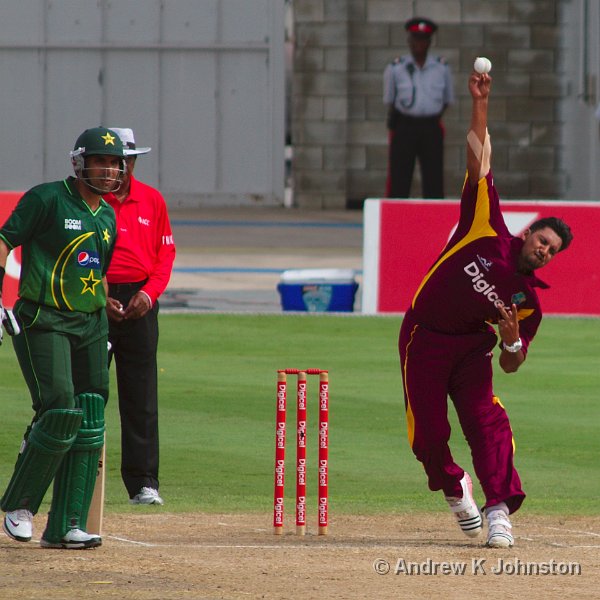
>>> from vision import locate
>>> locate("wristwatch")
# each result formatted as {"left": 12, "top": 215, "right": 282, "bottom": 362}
{"left": 502, "top": 338, "right": 523, "bottom": 353}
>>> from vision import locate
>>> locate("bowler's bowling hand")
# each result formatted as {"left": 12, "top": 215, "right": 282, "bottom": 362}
{"left": 469, "top": 72, "right": 491, "bottom": 100}
{"left": 497, "top": 303, "right": 519, "bottom": 347}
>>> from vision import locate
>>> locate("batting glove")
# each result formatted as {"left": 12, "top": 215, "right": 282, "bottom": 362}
{"left": 1, "top": 306, "right": 20, "bottom": 340}
{"left": 0, "top": 266, "right": 20, "bottom": 344}
{"left": 0, "top": 265, "right": 4, "bottom": 345}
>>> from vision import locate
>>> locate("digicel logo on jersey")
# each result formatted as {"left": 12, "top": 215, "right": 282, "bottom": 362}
{"left": 464, "top": 261, "right": 505, "bottom": 309}
{"left": 77, "top": 251, "right": 101, "bottom": 267}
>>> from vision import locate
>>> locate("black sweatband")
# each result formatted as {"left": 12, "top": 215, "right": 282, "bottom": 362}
{"left": 0, "top": 265, "right": 4, "bottom": 291}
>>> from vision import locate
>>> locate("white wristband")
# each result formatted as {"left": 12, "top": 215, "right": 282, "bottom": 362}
{"left": 502, "top": 338, "right": 522, "bottom": 353}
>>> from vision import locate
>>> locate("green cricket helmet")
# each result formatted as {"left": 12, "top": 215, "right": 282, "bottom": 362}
{"left": 71, "top": 127, "right": 126, "bottom": 158}
{"left": 70, "top": 127, "right": 126, "bottom": 193}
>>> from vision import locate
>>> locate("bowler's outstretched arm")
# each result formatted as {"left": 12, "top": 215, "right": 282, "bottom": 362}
{"left": 466, "top": 72, "right": 492, "bottom": 186}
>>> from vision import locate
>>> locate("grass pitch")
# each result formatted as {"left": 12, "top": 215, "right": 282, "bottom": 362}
{"left": 0, "top": 314, "right": 598, "bottom": 516}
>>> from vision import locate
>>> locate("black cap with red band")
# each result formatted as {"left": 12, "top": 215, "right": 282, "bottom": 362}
{"left": 405, "top": 17, "right": 438, "bottom": 37}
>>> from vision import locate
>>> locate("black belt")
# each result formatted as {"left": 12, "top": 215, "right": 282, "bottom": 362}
{"left": 108, "top": 280, "right": 147, "bottom": 293}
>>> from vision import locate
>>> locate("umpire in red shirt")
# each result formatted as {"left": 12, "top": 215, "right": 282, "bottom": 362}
{"left": 105, "top": 128, "right": 176, "bottom": 506}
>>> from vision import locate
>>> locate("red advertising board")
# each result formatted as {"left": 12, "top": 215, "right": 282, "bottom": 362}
{"left": 0, "top": 192, "right": 23, "bottom": 308}
{"left": 362, "top": 199, "right": 600, "bottom": 316}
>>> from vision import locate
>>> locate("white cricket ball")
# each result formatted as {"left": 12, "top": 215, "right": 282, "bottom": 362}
{"left": 474, "top": 57, "right": 492, "bottom": 74}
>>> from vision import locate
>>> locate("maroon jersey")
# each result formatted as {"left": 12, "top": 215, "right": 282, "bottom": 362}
{"left": 409, "top": 171, "right": 548, "bottom": 353}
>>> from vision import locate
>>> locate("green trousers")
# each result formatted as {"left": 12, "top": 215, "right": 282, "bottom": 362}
{"left": 1, "top": 301, "right": 109, "bottom": 517}
{"left": 12, "top": 299, "right": 109, "bottom": 414}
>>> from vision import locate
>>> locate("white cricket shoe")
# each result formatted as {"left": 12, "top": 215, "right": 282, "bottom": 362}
{"left": 130, "top": 487, "right": 164, "bottom": 505}
{"left": 3, "top": 509, "right": 33, "bottom": 542}
{"left": 486, "top": 508, "right": 514, "bottom": 548}
{"left": 445, "top": 472, "right": 483, "bottom": 538}
{"left": 40, "top": 528, "right": 102, "bottom": 549}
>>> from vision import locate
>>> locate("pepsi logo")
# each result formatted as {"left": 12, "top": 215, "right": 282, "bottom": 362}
{"left": 77, "top": 251, "right": 100, "bottom": 267}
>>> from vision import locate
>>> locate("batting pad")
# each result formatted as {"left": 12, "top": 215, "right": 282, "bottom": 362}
{"left": 0, "top": 409, "right": 82, "bottom": 514}
{"left": 44, "top": 393, "right": 105, "bottom": 542}
{"left": 467, "top": 128, "right": 491, "bottom": 180}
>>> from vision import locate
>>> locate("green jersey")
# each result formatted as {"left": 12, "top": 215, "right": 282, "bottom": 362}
{"left": 0, "top": 177, "right": 116, "bottom": 313}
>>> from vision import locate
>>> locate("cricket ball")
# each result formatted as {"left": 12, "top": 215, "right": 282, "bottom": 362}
{"left": 474, "top": 57, "right": 492, "bottom": 74}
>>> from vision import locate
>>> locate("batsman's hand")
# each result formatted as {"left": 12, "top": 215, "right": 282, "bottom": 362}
{"left": 0, "top": 299, "right": 20, "bottom": 345}
{"left": 106, "top": 297, "right": 125, "bottom": 323}
{"left": 0, "top": 265, "right": 3, "bottom": 344}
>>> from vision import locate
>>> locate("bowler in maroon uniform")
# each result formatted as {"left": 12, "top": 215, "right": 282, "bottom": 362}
{"left": 398, "top": 70, "right": 573, "bottom": 548}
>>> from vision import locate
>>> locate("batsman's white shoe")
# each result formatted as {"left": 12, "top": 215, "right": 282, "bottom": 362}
{"left": 130, "top": 487, "right": 164, "bottom": 505}
{"left": 445, "top": 472, "right": 483, "bottom": 538}
{"left": 3, "top": 509, "right": 33, "bottom": 542}
{"left": 486, "top": 509, "right": 514, "bottom": 548}
{"left": 40, "top": 528, "right": 102, "bottom": 550}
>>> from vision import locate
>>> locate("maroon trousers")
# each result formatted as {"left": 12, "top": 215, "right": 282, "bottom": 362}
{"left": 399, "top": 309, "right": 525, "bottom": 513}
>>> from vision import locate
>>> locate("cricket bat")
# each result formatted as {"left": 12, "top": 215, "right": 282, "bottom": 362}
{"left": 87, "top": 435, "right": 106, "bottom": 535}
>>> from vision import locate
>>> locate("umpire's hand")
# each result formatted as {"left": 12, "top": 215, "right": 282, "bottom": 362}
{"left": 123, "top": 291, "right": 152, "bottom": 320}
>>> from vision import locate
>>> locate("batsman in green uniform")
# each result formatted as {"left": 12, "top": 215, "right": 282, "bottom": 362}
{"left": 0, "top": 127, "right": 125, "bottom": 549}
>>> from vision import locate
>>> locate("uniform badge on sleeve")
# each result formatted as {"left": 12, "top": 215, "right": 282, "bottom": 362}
{"left": 511, "top": 292, "right": 526, "bottom": 306}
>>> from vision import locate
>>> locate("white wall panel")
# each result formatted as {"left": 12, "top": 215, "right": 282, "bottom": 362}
{"left": 105, "top": 0, "right": 161, "bottom": 43}
{"left": 161, "top": 52, "right": 218, "bottom": 194}
{"left": 0, "top": 0, "right": 284, "bottom": 206}
{"left": 46, "top": 1, "right": 103, "bottom": 43}
{"left": 103, "top": 51, "right": 161, "bottom": 185}
{"left": 44, "top": 51, "right": 103, "bottom": 177}
{"left": 222, "top": 0, "right": 269, "bottom": 42}
{"left": 162, "top": 0, "right": 218, "bottom": 44}
{"left": 0, "top": 52, "right": 44, "bottom": 185}
{"left": 221, "top": 52, "right": 270, "bottom": 193}
{"left": 0, "top": 1, "right": 44, "bottom": 43}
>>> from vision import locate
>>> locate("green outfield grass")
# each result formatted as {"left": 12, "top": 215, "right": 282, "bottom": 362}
{"left": 0, "top": 314, "right": 598, "bottom": 517}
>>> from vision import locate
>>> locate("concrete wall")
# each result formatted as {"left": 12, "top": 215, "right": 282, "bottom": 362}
{"left": 292, "top": 0, "right": 567, "bottom": 208}
{"left": 560, "top": 0, "right": 600, "bottom": 200}
{"left": 0, "top": 0, "right": 285, "bottom": 208}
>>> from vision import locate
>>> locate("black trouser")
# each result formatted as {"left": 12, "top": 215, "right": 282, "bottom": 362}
{"left": 388, "top": 112, "right": 444, "bottom": 198}
{"left": 108, "top": 282, "right": 160, "bottom": 498}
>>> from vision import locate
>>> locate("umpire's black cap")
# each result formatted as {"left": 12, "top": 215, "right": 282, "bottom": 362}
{"left": 405, "top": 17, "right": 438, "bottom": 37}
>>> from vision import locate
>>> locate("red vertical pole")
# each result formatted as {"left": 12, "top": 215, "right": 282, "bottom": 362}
{"left": 273, "top": 371, "right": 287, "bottom": 534}
{"left": 318, "top": 371, "right": 329, "bottom": 535}
{"left": 296, "top": 371, "right": 307, "bottom": 535}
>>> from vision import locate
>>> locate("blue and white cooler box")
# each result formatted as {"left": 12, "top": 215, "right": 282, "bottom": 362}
{"left": 277, "top": 269, "right": 359, "bottom": 312}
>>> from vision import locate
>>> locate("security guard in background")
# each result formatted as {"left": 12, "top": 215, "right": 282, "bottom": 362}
{"left": 383, "top": 17, "right": 454, "bottom": 198}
